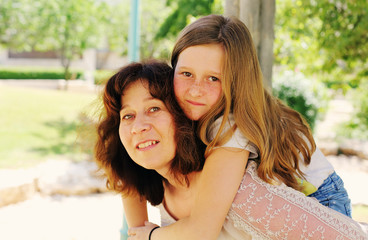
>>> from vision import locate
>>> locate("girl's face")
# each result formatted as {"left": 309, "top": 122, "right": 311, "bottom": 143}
{"left": 173, "top": 44, "right": 224, "bottom": 120}
{"left": 119, "top": 80, "right": 176, "bottom": 173}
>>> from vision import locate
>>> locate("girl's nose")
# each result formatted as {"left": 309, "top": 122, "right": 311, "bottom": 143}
{"left": 188, "top": 81, "right": 203, "bottom": 97}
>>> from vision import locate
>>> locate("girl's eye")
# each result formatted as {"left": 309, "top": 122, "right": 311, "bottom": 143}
{"left": 149, "top": 107, "right": 160, "bottom": 113}
{"left": 183, "top": 72, "right": 192, "bottom": 77}
{"left": 209, "top": 76, "right": 219, "bottom": 82}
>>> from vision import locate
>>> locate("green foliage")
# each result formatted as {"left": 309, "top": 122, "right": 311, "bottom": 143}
{"left": 305, "top": 0, "right": 368, "bottom": 67}
{"left": 0, "top": 67, "right": 82, "bottom": 79}
{"left": 274, "top": 0, "right": 321, "bottom": 72}
{"left": 0, "top": 0, "right": 224, "bottom": 70}
{"left": 272, "top": 71, "right": 327, "bottom": 130}
{"left": 339, "top": 80, "right": 368, "bottom": 140}
{"left": 0, "top": 67, "right": 117, "bottom": 84}
{"left": 155, "top": 0, "right": 223, "bottom": 40}
{"left": 97, "top": 0, "right": 130, "bottom": 54}
{"left": 274, "top": 0, "right": 368, "bottom": 91}
{"left": 0, "top": 0, "right": 108, "bottom": 79}
{"left": 94, "top": 70, "right": 115, "bottom": 85}
{"left": 139, "top": 0, "right": 174, "bottom": 59}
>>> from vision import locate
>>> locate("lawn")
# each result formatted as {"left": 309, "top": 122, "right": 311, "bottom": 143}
{"left": 352, "top": 204, "right": 368, "bottom": 223}
{"left": 0, "top": 85, "right": 99, "bottom": 168}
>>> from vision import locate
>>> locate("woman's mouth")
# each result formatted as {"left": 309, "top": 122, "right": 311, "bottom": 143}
{"left": 136, "top": 140, "right": 159, "bottom": 149}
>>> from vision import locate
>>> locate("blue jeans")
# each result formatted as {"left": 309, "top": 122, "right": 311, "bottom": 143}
{"left": 308, "top": 171, "right": 352, "bottom": 217}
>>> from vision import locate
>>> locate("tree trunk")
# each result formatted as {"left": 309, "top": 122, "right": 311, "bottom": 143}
{"left": 225, "top": 0, "right": 275, "bottom": 89}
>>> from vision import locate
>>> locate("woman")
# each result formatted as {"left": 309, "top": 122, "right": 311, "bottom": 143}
{"left": 95, "top": 61, "right": 368, "bottom": 240}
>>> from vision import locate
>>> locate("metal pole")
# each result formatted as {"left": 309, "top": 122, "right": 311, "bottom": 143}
{"left": 122, "top": 2, "right": 140, "bottom": 238}
{"left": 128, "top": 0, "right": 140, "bottom": 62}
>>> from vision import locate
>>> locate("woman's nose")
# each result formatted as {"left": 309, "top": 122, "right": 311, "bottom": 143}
{"left": 131, "top": 116, "right": 151, "bottom": 134}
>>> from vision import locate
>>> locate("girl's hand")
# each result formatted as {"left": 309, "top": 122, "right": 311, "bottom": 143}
{"left": 128, "top": 221, "right": 159, "bottom": 240}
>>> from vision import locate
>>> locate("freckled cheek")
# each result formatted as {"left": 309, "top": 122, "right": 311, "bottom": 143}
{"left": 174, "top": 79, "right": 189, "bottom": 100}
{"left": 207, "top": 84, "right": 222, "bottom": 102}
{"left": 215, "top": 88, "right": 222, "bottom": 101}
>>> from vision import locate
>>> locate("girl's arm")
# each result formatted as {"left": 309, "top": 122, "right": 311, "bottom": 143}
{"left": 129, "top": 147, "right": 249, "bottom": 240}
{"left": 122, "top": 193, "right": 148, "bottom": 228}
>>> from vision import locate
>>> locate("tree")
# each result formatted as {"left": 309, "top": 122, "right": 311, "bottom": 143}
{"left": 306, "top": 0, "right": 368, "bottom": 71}
{"left": 225, "top": 0, "right": 276, "bottom": 89}
{"left": 274, "top": 0, "right": 368, "bottom": 90}
{"left": 139, "top": 0, "right": 174, "bottom": 60}
{"left": 42, "top": 0, "right": 105, "bottom": 80}
{"left": 0, "top": 0, "right": 50, "bottom": 51}
{"left": 155, "top": 0, "right": 223, "bottom": 40}
{"left": 0, "top": 0, "right": 107, "bottom": 80}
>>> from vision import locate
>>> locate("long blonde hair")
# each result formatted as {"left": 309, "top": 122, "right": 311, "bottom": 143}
{"left": 171, "top": 14, "right": 315, "bottom": 191}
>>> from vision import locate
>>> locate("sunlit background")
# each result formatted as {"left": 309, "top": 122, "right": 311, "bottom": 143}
{"left": 0, "top": 0, "right": 367, "bottom": 239}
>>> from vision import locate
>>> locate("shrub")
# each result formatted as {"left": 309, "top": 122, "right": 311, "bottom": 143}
{"left": 94, "top": 69, "right": 116, "bottom": 85}
{"left": 338, "top": 80, "right": 368, "bottom": 140}
{"left": 0, "top": 67, "right": 83, "bottom": 79}
{"left": 273, "top": 71, "right": 326, "bottom": 131}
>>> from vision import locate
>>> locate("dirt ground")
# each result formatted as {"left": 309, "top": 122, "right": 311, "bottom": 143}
{"left": 0, "top": 155, "right": 367, "bottom": 240}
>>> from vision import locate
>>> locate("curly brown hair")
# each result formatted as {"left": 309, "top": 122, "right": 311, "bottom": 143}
{"left": 94, "top": 61, "right": 205, "bottom": 205}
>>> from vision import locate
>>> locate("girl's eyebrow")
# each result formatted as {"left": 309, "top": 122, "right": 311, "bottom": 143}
{"left": 176, "top": 66, "right": 190, "bottom": 71}
{"left": 176, "top": 65, "right": 221, "bottom": 76}
{"left": 208, "top": 70, "right": 222, "bottom": 76}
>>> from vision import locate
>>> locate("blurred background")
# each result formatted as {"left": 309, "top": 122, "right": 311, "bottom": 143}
{"left": 0, "top": 0, "right": 367, "bottom": 239}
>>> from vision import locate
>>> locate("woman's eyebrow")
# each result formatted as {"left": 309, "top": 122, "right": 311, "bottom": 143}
{"left": 120, "top": 96, "right": 156, "bottom": 111}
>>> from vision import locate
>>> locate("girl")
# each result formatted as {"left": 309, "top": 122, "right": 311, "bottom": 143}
{"left": 95, "top": 61, "right": 367, "bottom": 240}
{"left": 170, "top": 14, "right": 351, "bottom": 214}
{"left": 126, "top": 14, "right": 351, "bottom": 239}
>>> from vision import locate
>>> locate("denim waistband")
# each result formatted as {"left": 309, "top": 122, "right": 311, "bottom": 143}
{"left": 312, "top": 171, "right": 345, "bottom": 195}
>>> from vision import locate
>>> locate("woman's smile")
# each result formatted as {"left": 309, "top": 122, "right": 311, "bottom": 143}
{"left": 136, "top": 140, "right": 160, "bottom": 150}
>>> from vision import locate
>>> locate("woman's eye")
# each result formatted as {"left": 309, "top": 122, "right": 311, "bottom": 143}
{"left": 183, "top": 72, "right": 192, "bottom": 77}
{"left": 149, "top": 107, "right": 160, "bottom": 113}
{"left": 209, "top": 76, "right": 219, "bottom": 82}
{"left": 122, "top": 114, "right": 133, "bottom": 120}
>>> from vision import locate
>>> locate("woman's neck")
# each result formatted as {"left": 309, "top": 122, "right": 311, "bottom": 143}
{"left": 162, "top": 171, "right": 200, "bottom": 220}
{"left": 161, "top": 170, "right": 197, "bottom": 190}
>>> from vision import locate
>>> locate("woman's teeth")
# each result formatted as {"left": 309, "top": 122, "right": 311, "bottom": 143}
{"left": 137, "top": 141, "right": 159, "bottom": 149}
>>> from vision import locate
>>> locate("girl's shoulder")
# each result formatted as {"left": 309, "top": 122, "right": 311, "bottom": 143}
{"left": 209, "top": 114, "right": 259, "bottom": 159}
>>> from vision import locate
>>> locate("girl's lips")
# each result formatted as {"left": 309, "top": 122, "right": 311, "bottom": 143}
{"left": 186, "top": 100, "right": 205, "bottom": 106}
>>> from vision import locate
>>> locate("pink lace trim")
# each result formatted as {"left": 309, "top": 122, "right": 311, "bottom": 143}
{"left": 228, "top": 162, "right": 368, "bottom": 239}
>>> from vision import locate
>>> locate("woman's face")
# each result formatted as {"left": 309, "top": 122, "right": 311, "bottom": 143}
{"left": 173, "top": 43, "right": 224, "bottom": 120}
{"left": 119, "top": 80, "right": 176, "bottom": 172}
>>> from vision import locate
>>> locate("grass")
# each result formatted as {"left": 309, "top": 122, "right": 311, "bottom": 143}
{"left": 352, "top": 204, "right": 368, "bottom": 223}
{"left": 0, "top": 85, "right": 99, "bottom": 168}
